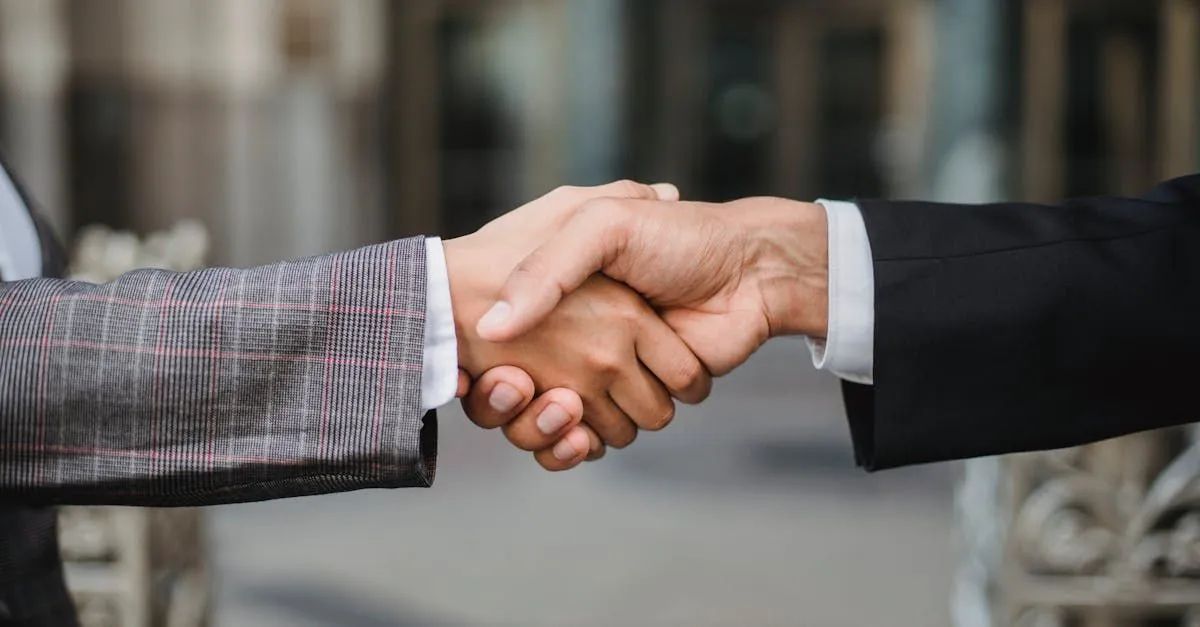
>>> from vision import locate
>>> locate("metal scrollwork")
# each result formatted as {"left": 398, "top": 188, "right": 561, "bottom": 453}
{"left": 957, "top": 429, "right": 1200, "bottom": 626}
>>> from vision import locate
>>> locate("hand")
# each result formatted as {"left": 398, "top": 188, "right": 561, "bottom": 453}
{"left": 474, "top": 195, "right": 830, "bottom": 376}
{"left": 456, "top": 366, "right": 601, "bottom": 471}
{"left": 446, "top": 182, "right": 712, "bottom": 467}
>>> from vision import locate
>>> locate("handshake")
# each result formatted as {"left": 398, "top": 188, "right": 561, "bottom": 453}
{"left": 445, "top": 181, "right": 831, "bottom": 470}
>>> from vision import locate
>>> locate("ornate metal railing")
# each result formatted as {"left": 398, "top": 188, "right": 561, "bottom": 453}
{"left": 957, "top": 429, "right": 1200, "bottom": 626}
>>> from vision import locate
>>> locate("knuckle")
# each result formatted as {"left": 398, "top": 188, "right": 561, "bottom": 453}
{"left": 673, "top": 359, "right": 707, "bottom": 392}
{"left": 502, "top": 425, "right": 542, "bottom": 451}
{"left": 645, "top": 403, "right": 676, "bottom": 432}
{"left": 616, "top": 288, "right": 647, "bottom": 313}
{"left": 584, "top": 350, "right": 622, "bottom": 374}
{"left": 577, "top": 199, "right": 637, "bottom": 243}
{"left": 610, "top": 179, "right": 644, "bottom": 198}
{"left": 509, "top": 261, "right": 562, "bottom": 298}
{"left": 609, "top": 428, "right": 637, "bottom": 449}
{"left": 551, "top": 184, "right": 579, "bottom": 198}
{"left": 537, "top": 454, "right": 565, "bottom": 472}
{"left": 688, "top": 382, "right": 713, "bottom": 404}
{"left": 579, "top": 196, "right": 626, "bottom": 220}
{"left": 542, "top": 388, "right": 584, "bottom": 418}
{"left": 465, "top": 404, "right": 504, "bottom": 429}
{"left": 613, "top": 299, "right": 644, "bottom": 326}
{"left": 471, "top": 415, "right": 505, "bottom": 430}
{"left": 511, "top": 255, "right": 547, "bottom": 277}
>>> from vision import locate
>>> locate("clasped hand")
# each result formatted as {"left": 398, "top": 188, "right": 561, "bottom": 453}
{"left": 445, "top": 181, "right": 828, "bottom": 470}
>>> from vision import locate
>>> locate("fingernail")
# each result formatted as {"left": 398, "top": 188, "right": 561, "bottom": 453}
{"left": 553, "top": 438, "right": 581, "bottom": 461}
{"left": 535, "top": 404, "right": 571, "bottom": 435}
{"left": 476, "top": 301, "right": 512, "bottom": 335}
{"left": 488, "top": 382, "right": 523, "bottom": 412}
{"left": 650, "top": 182, "right": 679, "bottom": 201}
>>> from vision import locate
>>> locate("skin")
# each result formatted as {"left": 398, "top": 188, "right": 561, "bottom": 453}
{"left": 477, "top": 195, "right": 830, "bottom": 374}
{"left": 446, "top": 182, "right": 713, "bottom": 470}
{"left": 459, "top": 366, "right": 599, "bottom": 470}
{"left": 459, "top": 194, "right": 830, "bottom": 466}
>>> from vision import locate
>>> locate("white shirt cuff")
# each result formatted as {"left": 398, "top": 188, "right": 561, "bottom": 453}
{"left": 805, "top": 200, "right": 875, "bottom": 385}
{"left": 421, "top": 237, "right": 460, "bottom": 409}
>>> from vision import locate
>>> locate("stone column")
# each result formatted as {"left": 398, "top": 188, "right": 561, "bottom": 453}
{"left": 564, "top": 0, "right": 624, "bottom": 185}
{"left": 0, "top": 0, "right": 70, "bottom": 234}
{"left": 651, "top": 0, "right": 706, "bottom": 193}
{"left": 1158, "top": 0, "right": 1199, "bottom": 181}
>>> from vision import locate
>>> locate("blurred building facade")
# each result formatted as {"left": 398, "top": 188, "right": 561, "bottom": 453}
{"left": 0, "top": 0, "right": 1194, "bottom": 261}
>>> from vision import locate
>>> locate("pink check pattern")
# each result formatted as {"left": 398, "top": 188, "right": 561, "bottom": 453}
{"left": 0, "top": 237, "right": 434, "bottom": 506}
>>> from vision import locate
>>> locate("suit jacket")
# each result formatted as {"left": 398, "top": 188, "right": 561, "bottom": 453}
{"left": 843, "top": 174, "right": 1200, "bottom": 470}
{"left": 2, "top": 160, "right": 78, "bottom": 626}
{"left": 0, "top": 158, "right": 436, "bottom": 624}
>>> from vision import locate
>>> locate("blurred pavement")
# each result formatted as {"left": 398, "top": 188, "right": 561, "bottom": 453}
{"left": 212, "top": 341, "right": 956, "bottom": 627}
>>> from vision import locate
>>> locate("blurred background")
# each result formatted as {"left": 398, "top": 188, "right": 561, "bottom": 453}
{"left": 0, "top": 0, "right": 1197, "bottom": 625}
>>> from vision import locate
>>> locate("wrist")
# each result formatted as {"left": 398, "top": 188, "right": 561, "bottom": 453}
{"left": 442, "top": 234, "right": 495, "bottom": 375}
{"left": 739, "top": 199, "right": 829, "bottom": 339}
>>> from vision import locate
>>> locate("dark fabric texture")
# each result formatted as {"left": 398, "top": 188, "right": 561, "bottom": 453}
{"left": 842, "top": 174, "right": 1200, "bottom": 470}
{"left": 0, "top": 509, "right": 77, "bottom": 627}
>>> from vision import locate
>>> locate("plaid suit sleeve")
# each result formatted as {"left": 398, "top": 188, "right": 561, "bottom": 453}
{"left": 0, "top": 237, "right": 436, "bottom": 506}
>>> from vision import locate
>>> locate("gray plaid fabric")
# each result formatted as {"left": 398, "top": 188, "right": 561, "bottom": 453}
{"left": 0, "top": 237, "right": 435, "bottom": 506}
{"left": 1, "top": 158, "right": 77, "bottom": 626}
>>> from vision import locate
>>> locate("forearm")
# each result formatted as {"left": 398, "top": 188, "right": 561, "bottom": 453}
{"left": 0, "top": 237, "right": 435, "bottom": 505}
{"left": 848, "top": 176, "right": 1200, "bottom": 469}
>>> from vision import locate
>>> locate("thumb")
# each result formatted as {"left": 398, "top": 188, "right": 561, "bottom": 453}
{"left": 476, "top": 200, "right": 633, "bottom": 341}
{"left": 650, "top": 182, "right": 679, "bottom": 201}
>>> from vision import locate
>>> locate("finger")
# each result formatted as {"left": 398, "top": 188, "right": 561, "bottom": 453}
{"left": 580, "top": 423, "right": 607, "bottom": 460}
{"left": 502, "top": 387, "right": 584, "bottom": 451}
{"left": 476, "top": 198, "right": 638, "bottom": 342}
{"left": 583, "top": 394, "right": 639, "bottom": 449}
{"left": 581, "top": 179, "right": 674, "bottom": 202}
{"left": 456, "top": 369, "right": 471, "bottom": 398}
{"left": 635, "top": 312, "right": 712, "bottom": 404}
{"left": 533, "top": 426, "right": 591, "bottom": 471}
{"left": 462, "top": 365, "right": 535, "bottom": 429}
{"left": 475, "top": 180, "right": 676, "bottom": 342}
{"left": 609, "top": 363, "right": 675, "bottom": 432}
{"left": 650, "top": 182, "right": 680, "bottom": 201}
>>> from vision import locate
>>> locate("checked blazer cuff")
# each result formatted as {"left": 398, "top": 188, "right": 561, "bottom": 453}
{"left": 0, "top": 237, "right": 435, "bottom": 506}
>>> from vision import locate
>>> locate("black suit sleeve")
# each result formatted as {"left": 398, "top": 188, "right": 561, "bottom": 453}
{"left": 843, "top": 174, "right": 1200, "bottom": 470}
